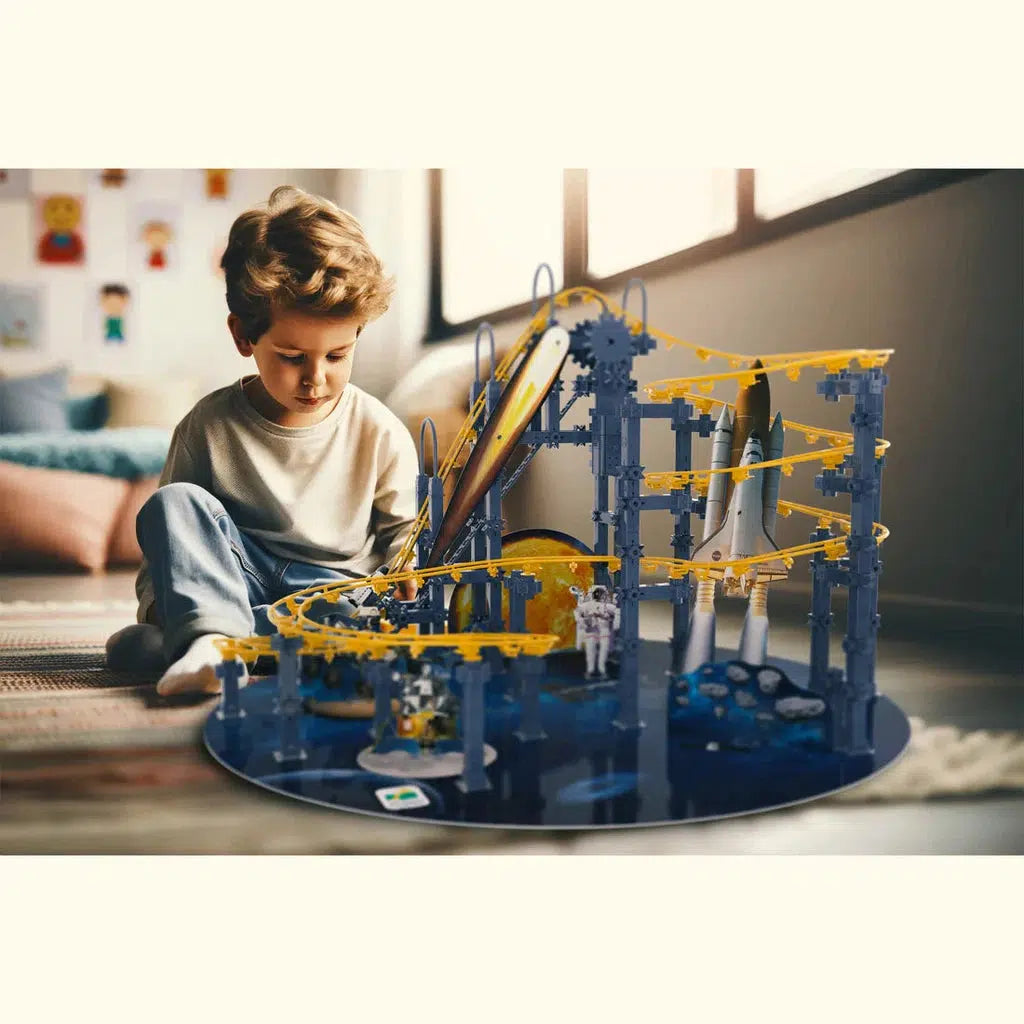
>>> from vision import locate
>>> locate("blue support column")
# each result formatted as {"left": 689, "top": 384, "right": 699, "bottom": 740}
{"left": 513, "top": 654, "right": 546, "bottom": 741}
{"left": 613, "top": 395, "right": 643, "bottom": 731}
{"left": 456, "top": 659, "right": 492, "bottom": 793}
{"left": 506, "top": 571, "right": 541, "bottom": 634}
{"left": 416, "top": 417, "right": 447, "bottom": 634}
{"left": 815, "top": 367, "right": 888, "bottom": 754}
{"left": 365, "top": 658, "right": 394, "bottom": 748}
{"left": 215, "top": 657, "right": 246, "bottom": 720}
{"left": 484, "top": 375, "right": 505, "bottom": 630}
{"left": 838, "top": 368, "right": 886, "bottom": 753}
{"left": 807, "top": 526, "right": 834, "bottom": 695}
{"left": 270, "top": 634, "right": 306, "bottom": 763}
{"left": 669, "top": 396, "right": 695, "bottom": 673}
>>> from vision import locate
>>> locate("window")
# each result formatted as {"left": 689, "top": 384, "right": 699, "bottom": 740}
{"left": 428, "top": 168, "right": 987, "bottom": 339}
{"left": 587, "top": 169, "right": 737, "bottom": 279}
{"left": 439, "top": 169, "right": 563, "bottom": 325}
{"left": 753, "top": 168, "right": 901, "bottom": 219}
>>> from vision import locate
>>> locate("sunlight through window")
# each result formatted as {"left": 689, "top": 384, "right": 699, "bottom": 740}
{"left": 754, "top": 168, "right": 901, "bottom": 219}
{"left": 586, "top": 170, "right": 738, "bottom": 279}
{"left": 441, "top": 170, "right": 563, "bottom": 324}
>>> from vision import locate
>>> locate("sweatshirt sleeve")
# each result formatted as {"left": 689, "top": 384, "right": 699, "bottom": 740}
{"left": 135, "top": 422, "right": 201, "bottom": 624}
{"left": 372, "top": 423, "right": 420, "bottom": 571}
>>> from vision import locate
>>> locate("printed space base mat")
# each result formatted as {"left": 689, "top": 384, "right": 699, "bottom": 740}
{"left": 203, "top": 641, "right": 911, "bottom": 828}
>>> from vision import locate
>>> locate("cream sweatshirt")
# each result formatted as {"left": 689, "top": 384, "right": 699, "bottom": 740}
{"left": 135, "top": 378, "right": 419, "bottom": 622}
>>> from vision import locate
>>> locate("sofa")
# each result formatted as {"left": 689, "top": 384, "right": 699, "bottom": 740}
{"left": 0, "top": 366, "right": 199, "bottom": 572}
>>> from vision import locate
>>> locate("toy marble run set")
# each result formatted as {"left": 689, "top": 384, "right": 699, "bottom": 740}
{"left": 204, "top": 266, "right": 911, "bottom": 827}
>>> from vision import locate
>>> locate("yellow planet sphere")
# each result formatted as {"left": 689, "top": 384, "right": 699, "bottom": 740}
{"left": 448, "top": 530, "right": 596, "bottom": 651}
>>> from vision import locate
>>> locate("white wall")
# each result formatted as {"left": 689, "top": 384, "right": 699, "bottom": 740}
{"left": 0, "top": 168, "right": 338, "bottom": 391}
{"left": 336, "top": 169, "right": 430, "bottom": 400}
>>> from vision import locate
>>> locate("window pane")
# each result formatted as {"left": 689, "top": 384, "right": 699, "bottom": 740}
{"left": 441, "top": 170, "right": 563, "bottom": 324}
{"left": 587, "top": 169, "right": 737, "bottom": 279}
{"left": 755, "top": 168, "right": 902, "bottom": 219}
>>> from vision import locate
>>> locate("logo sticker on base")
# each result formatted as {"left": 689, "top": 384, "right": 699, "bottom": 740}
{"left": 375, "top": 784, "right": 430, "bottom": 811}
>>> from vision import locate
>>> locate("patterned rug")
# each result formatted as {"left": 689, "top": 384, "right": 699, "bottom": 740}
{"left": 0, "top": 599, "right": 212, "bottom": 751}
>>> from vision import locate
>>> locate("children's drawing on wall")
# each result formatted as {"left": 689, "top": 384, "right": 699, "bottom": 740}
{"left": 36, "top": 194, "right": 86, "bottom": 265}
{"left": 142, "top": 220, "right": 172, "bottom": 268}
{"left": 100, "top": 169, "right": 127, "bottom": 188}
{"left": 0, "top": 284, "right": 45, "bottom": 351}
{"left": 0, "top": 169, "right": 31, "bottom": 198}
{"left": 205, "top": 169, "right": 230, "bottom": 199}
{"left": 132, "top": 202, "right": 180, "bottom": 272}
{"left": 98, "top": 283, "right": 131, "bottom": 345}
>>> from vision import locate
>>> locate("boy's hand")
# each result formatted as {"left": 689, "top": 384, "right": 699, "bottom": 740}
{"left": 394, "top": 577, "right": 418, "bottom": 602}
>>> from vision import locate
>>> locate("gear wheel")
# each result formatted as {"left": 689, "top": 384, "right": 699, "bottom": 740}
{"left": 586, "top": 315, "right": 634, "bottom": 364}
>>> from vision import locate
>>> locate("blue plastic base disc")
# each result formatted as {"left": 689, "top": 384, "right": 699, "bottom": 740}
{"left": 203, "top": 641, "right": 911, "bottom": 829}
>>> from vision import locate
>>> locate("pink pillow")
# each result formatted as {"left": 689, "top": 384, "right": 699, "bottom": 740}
{"left": 0, "top": 462, "right": 128, "bottom": 571}
{"left": 107, "top": 475, "right": 160, "bottom": 566}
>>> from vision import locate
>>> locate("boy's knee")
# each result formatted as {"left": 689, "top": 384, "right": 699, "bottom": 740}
{"left": 138, "top": 482, "right": 220, "bottom": 524}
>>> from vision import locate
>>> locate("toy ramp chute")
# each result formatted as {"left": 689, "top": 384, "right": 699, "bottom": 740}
{"left": 425, "top": 326, "right": 570, "bottom": 568}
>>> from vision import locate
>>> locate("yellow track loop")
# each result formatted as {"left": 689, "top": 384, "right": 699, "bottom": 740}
{"left": 213, "top": 288, "right": 890, "bottom": 666}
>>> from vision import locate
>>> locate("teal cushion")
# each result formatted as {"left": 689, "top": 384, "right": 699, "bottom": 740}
{"left": 0, "top": 367, "right": 70, "bottom": 433}
{"left": 66, "top": 392, "right": 110, "bottom": 431}
{"left": 0, "top": 426, "right": 171, "bottom": 479}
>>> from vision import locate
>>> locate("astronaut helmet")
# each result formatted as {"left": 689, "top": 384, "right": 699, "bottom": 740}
{"left": 588, "top": 584, "right": 610, "bottom": 602}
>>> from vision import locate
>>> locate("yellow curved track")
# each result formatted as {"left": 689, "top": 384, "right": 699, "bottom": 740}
{"left": 214, "top": 288, "right": 890, "bottom": 665}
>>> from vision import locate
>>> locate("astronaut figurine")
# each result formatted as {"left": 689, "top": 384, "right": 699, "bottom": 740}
{"left": 573, "top": 585, "right": 620, "bottom": 680}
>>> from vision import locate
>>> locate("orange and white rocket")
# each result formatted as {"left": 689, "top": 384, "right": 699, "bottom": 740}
{"left": 683, "top": 361, "right": 787, "bottom": 672}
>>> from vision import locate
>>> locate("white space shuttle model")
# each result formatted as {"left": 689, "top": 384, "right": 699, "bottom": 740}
{"left": 682, "top": 361, "right": 788, "bottom": 673}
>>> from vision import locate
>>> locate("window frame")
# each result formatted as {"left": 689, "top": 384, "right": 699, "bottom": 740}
{"left": 427, "top": 167, "right": 990, "bottom": 342}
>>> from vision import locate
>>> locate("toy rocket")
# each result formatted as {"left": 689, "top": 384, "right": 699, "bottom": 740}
{"left": 691, "top": 412, "right": 787, "bottom": 592}
{"left": 683, "top": 360, "right": 787, "bottom": 672}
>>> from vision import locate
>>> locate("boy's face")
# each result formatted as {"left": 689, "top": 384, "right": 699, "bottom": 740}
{"left": 230, "top": 309, "right": 361, "bottom": 426}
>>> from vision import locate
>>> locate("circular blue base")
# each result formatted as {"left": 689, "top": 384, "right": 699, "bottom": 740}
{"left": 203, "top": 641, "right": 911, "bottom": 828}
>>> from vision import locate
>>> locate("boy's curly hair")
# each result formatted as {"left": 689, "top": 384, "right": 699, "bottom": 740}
{"left": 221, "top": 185, "right": 394, "bottom": 342}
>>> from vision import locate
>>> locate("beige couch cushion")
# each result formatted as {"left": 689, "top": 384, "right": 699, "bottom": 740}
{"left": 105, "top": 378, "right": 201, "bottom": 430}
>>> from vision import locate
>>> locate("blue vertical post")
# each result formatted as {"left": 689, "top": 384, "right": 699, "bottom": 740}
{"left": 484, "top": 376, "right": 504, "bottom": 630}
{"left": 669, "top": 396, "right": 695, "bottom": 673}
{"left": 416, "top": 417, "right": 446, "bottom": 634}
{"left": 838, "top": 368, "right": 886, "bottom": 753}
{"left": 506, "top": 571, "right": 541, "bottom": 634}
{"left": 271, "top": 633, "right": 306, "bottom": 763}
{"left": 365, "top": 658, "right": 394, "bottom": 748}
{"left": 808, "top": 526, "right": 834, "bottom": 694}
{"left": 513, "top": 654, "right": 546, "bottom": 741}
{"left": 215, "top": 657, "right": 246, "bottom": 720}
{"left": 592, "top": 402, "right": 611, "bottom": 591}
{"left": 613, "top": 395, "right": 643, "bottom": 731}
{"left": 428, "top": 469, "right": 445, "bottom": 632}
{"left": 456, "top": 659, "right": 492, "bottom": 793}
{"left": 468, "top": 375, "right": 488, "bottom": 625}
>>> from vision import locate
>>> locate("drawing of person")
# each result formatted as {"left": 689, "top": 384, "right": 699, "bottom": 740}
{"left": 38, "top": 195, "right": 85, "bottom": 264}
{"left": 100, "top": 284, "right": 130, "bottom": 343}
{"left": 141, "top": 219, "right": 172, "bottom": 269}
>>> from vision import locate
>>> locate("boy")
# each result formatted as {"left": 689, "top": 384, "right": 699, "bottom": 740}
{"left": 106, "top": 186, "right": 419, "bottom": 696}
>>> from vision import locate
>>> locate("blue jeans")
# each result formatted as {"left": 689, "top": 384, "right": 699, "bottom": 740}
{"left": 137, "top": 482, "right": 359, "bottom": 662}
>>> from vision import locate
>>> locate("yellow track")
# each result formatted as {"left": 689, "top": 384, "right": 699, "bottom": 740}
{"left": 214, "top": 288, "right": 890, "bottom": 665}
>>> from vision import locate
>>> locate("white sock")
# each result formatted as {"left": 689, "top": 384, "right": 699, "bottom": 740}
{"left": 156, "top": 633, "right": 247, "bottom": 696}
